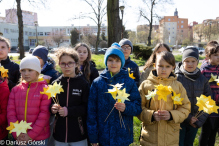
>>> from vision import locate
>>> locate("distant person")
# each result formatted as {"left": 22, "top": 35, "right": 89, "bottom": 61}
{"left": 0, "top": 36, "right": 20, "bottom": 90}
{"left": 140, "top": 43, "right": 171, "bottom": 84}
{"left": 75, "top": 43, "right": 99, "bottom": 85}
{"left": 119, "top": 38, "right": 140, "bottom": 86}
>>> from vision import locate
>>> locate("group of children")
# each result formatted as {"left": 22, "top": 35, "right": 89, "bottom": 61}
{"left": 0, "top": 35, "right": 219, "bottom": 146}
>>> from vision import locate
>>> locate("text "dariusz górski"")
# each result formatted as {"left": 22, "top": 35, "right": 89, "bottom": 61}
{"left": 5, "top": 140, "right": 46, "bottom": 145}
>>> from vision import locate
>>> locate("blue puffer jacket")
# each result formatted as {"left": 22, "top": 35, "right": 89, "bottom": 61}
{"left": 87, "top": 68, "right": 142, "bottom": 146}
{"left": 41, "top": 63, "right": 60, "bottom": 84}
{"left": 123, "top": 57, "right": 140, "bottom": 87}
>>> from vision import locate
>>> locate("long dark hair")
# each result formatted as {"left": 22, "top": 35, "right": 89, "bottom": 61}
{"left": 143, "top": 43, "right": 170, "bottom": 70}
{"left": 74, "top": 43, "right": 92, "bottom": 83}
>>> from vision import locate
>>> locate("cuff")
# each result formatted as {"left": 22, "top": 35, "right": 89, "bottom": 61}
{"left": 63, "top": 107, "right": 68, "bottom": 117}
{"left": 168, "top": 111, "right": 173, "bottom": 121}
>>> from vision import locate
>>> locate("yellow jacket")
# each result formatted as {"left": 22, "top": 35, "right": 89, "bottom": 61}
{"left": 138, "top": 70, "right": 190, "bottom": 146}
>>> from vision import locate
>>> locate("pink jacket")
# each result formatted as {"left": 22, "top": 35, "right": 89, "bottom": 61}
{"left": 7, "top": 80, "right": 51, "bottom": 141}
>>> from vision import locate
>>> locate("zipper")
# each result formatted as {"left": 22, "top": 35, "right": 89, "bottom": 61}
{"left": 24, "top": 83, "right": 31, "bottom": 121}
{"left": 65, "top": 78, "right": 70, "bottom": 143}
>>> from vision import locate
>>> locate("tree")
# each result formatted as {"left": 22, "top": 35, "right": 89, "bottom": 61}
{"left": 128, "top": 31, "right": 137, "bottom": 45}
{"left": 101, "top": 32, "right": 107, "bottom": 41}
{"left": 193, "top": 24, "right": 204, "bottom": 42}
{"left": 139, "top": 0, "right": 173, "bottom": 46}
{"left": 51, "top": 31, "right": 64, "bottom": 47}
{"left": 70, "top": 28, "right": 80, "bottom": 46}
{"left": 182, "top": 38, "right": 191, "bottom": 46}
{"left": 99, "top": 40, "right": 108, "bottom": 48}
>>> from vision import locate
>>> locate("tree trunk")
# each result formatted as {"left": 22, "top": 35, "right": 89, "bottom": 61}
{"left": 16, "top": 0, "right": 24, "bottom": 59}
{"left": 147, "top": 3, "right": 153, "bottom": 46}
{"left": 107, "top": 0, "right": 121, "bottom": 47}
{"left": 95, "top": 23, "right": 101, "bottom": 53}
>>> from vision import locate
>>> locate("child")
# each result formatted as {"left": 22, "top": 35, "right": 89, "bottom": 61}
{"left": 119, "top": 38, "right": 140, "bottom": 86}
{"left": 138, "top": 51, "right": 190, "bottom": 146}
{"left": 7, "top": 56, "right": 51, "bottom": 145}
{"left": 175, "top": 47, "right": 211, "bottom": 146}
{"left": 87, "top": 45, "right": 142, "bottom": 146}
{"left": 51, "top": 48, "right": 90, "bottom": 146}
{"left": 0, "top": 36, "right": 20, "bottom": 90}
{"left": 74, "top": 43, "right": 99, "bottom": 85}
{"left": 0, "top": 73, "right": 10, "bottom": 146}
{"left": 199, "top": 43, "right": 219, "bottom": 146}
{"left": 140, "top": 43, "right": 171, "bottom": 84}
{"left": 32, "top": 45, "right": 60, "bottom": 83}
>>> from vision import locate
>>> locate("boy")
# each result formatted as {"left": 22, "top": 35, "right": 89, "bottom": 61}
{"left": 87, "top": 44, "right": 142, "bottom": 146}
{"left": 0, "top": 36, "right": 20, "bottom": 90}
{"left": 119, "top": 39, "right": 140, "bottom": 87}
{"left": 175, "top": 47, "right": 211, "bottom": 146}
{"left": 199, "top": 43, "right": 219, "bottom": 146}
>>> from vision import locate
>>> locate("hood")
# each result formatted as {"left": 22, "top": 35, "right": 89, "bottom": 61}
{"left": 58, "top": 72, "right": 84, "bottom": 83}
{"left": 175, "top": 62, "right": 183, "bottom": 75}
{"left": 203, "top": 61, "right": 219, "bottom": 71}
{"left": 21, "top": 79, "right": 47, "bottom": 88}
{"left": 100, "top": 68, "right": 128, "bottom": 80}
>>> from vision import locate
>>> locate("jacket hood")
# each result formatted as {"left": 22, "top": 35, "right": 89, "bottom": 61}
{"left": 21, "top": 79, "right": 47, "bottom": 88}
{"left": 56, "top": 72, "right": 84, "bottom": 83}
{"left": 203, "top": 61, "right": 219, "bottom": 71}
{"left": 0, "top": 80, "right": 9, "bottom": 88}
{"left": 100, "top": 68, "right": 128, "bottom": 80}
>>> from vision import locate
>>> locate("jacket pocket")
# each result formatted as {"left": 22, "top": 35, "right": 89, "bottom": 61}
{"left": 141, "top": 123, "right": 157, "bottom": 144}
{"left": 78, "top": 117, "right": 84, "bottom": 135}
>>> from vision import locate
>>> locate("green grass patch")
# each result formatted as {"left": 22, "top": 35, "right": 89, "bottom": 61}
{"left": 91, "top": 54, "right": 106, "bottom": 70}
{"left": 174, "top": 55, "right": 205, "bottom": 62}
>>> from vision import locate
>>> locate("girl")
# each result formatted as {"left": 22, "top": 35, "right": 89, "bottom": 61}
{"left": 0, "top": 72, "right": 10, "bottom": 146}
{"left": 51, "top": 48, "right": 90, "bottom": 146}
{"left": 140, "top": 43, "right": 171, "bottom": 84}
{"left": 74, "top": 43, "right": 99, "bottom": 85}
{"left": 0, "top": 36, "right": 20, "bottom": 90}
{"left": 7, "top": 56, "right": 51, "bottom": 146}
{"left": 138, "top": 51, "right": 190, "bottom": 146}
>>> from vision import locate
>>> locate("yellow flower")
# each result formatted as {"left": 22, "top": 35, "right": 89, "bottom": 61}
{"left": 154, "top": 84, "right": 171, "bottom": 102}
{"left": 116, "top": 88, "right": 130, "bottom": 103}
{"left": 171, "top": 92, "right": 183, "bottom": 105}
{"left": 145, "top": 90, "right": 157, "bottom": 100}
{"left": 109, "top": 83, "right": 124, "bottom": 90}
{"left": 209, "top": 73, "right": 217, "bottom": 82}
{"left": 40, "top": 87, "right": 52, "bottom": 99}
{"left": 106, "top": 86, "right": 119, "bottom": 100}
{"left": 46, "top": 82, "right": 64, "bottom": 97}
{"left": 11, "top": 120, "right": 32, "bottom": 137}
{"left": 128, "top": 68, "right": 135, "bottom": 79}
{"left": 6, "top": 121, "right": 18, "bottom": 133}
{"left": 0, "top": 66, "right": 8, "bottom": 78}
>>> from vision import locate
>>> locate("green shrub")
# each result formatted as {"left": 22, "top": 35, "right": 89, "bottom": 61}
{"left": 133, "top": 45, "right": 153, "bottom": 60}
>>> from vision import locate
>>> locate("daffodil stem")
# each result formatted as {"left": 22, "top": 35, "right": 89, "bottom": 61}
{"left": 104, "top": 107, "right": 115, "bottom": 122}
{"left": 119, "top": 111, "right": 126, "bottom": 129}
{"left": 195, "top": 111, "right": 201, "bottom": 118}
{"left": 196, "top": 112, "right": 204, "bottom": 119}
{"left": 52, "top": 97, "right": 56, "bottom": 104}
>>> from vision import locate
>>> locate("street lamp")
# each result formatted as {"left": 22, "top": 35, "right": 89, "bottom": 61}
{"left": 34, "top": 21, "right": 38, "bottom": 46}
{"left": 119, "top": 6, "right": 125, "bottom": 39}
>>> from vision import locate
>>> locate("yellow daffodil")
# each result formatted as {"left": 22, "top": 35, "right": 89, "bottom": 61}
{"left": 109, "top": 83, "right": 124, "bottom": 90}
{"left": 40, "top": 87, "right": 52, "bottom": 99}
{"left": 116, "top": 88, "right": 130, "bottom": 103}
{"left": 209, "top": 73, "right": 217, "bottom": 82}
{"left": 172, "top": 92, "right": 183, "bottom": 105}
{"left": 46, "top": 82, "right": 64, "bottom": 97}
{"left": 145, "top": 90, "right": 157, "bottom": 100}
{"left": 11, "top": 120, "right": 32, "bottom": 137}
{"left": 154, "top": 84, "right": 171, "bottom": 102}
{"left": 6, "top": 121, "right": 18, "bottom": 133}
{"left": 0, "top": 66, "right": 8, "bottom": 78}
{"left": 106, "top": 86, "right": 119, "bottom": 100}
{"left": 128, "top": 68, "right": 136, "bottom": 79}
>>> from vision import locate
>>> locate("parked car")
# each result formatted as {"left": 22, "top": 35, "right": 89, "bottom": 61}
{"left": 29, "top": 48, "right": 34, "bottom": 54}
{"left": 198, "top": 47, "right": 205, "bottom": 55}
{"left": 179, "top": 47, "right": 186, "bottom": 53}
{"left": 50, "top": 48, "right": 58, "bottom": 53}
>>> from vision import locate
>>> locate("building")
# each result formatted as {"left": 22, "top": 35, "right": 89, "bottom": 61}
{"left": 159, "top": 8, "right": 188, "bottom": 45}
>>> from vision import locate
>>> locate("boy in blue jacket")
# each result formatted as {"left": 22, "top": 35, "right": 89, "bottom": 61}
{"left": 87, "top": 44, "right": 142, "bottom": 146}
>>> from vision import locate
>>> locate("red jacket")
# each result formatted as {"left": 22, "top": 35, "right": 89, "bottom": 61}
{"left": 0, "top": 80, "right": 10, "bottom": 140}
{"left": 7, "top": 80, "right": 51, "bottom": 141}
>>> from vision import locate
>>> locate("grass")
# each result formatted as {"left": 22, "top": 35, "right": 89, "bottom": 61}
{"left": 174, "top": 55, "right": 205, "bottom": 62}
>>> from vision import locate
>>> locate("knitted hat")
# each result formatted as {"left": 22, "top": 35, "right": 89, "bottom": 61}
{"left": 32, "top": 45, "right": 48, "bottom": 63}
{"left": 20, "top": 56, "right": 41, "bottom": 74}
{"left": 119, "top": 38, "right": 133, "bottom": 53}
{"left": 104, "top": 44, "right": 125, "bottom": 68}
{"left": 182, "top": 47, "right": 199, "bottom": 62}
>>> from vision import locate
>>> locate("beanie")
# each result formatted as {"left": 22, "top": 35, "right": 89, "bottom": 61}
{"left": 119, "top": 38, "right": 133, "bottom": 53}
{"left": 32, "top": 45, "right": 48, "bottom": 63}
{"left": 104, "top": 44, "right": 125, "bottom": 68}
{"left": 182, "top": 47, "right": 199, "bottom": 62}
{"left": 20, "top": 56, "right": 41, "bottom": 74}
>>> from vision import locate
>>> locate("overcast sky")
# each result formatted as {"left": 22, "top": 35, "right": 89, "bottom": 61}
{"left": 0, "top": 0, "right": 218, "bottom": 31}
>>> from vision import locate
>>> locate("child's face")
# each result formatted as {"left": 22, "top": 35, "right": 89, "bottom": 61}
{"left": 77, "top": 46, "right": 88, "bottom": 63}
{"left": 107, "top": 56, "right": 121, "bottom": 75}
{"left": 59, "top": 55, "right": 77, "bottom": 77}
{"left": 209, "top": 51, "right": 219, "bottom": 66}
{"left": 0, "top": 41, "right": 10, "bottom": 60}
{"left": 35, "top": 56, "right": 44, "bottom": 68}
{"left": 156, "top": 47, "right": 168, "bottom": 55}
{"left": 183, "top": 57, "right": 198, "bottom": 72}
{"left": 20, "top": 69, "right": 38, "bottom": 82}
{"left": 155, "top": 56, "right": 174, "bottom": 78}
{"left": 121, "top": 45, "right": 131, "bottom": 60}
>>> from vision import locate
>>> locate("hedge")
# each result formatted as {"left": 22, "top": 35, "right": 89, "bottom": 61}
{"left": 132, "top": 45, "right": 153, "bottom": 60}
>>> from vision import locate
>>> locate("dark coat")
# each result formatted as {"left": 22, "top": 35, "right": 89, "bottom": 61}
{"left": 0, "top": 56, "right": 20, "bottom": 90}
{"left": 175, "top": 62, "right": 212, "bottom": 128}
{"left": 41, "top": 62, "right": 60, "bottom": 84}
{"left": 51, "top": 74, "right": 90, "bottom": 142}
{"left": 87, "top": 68, "right": 142, "bottom": 146}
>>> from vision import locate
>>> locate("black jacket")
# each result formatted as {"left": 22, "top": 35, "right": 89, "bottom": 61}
{"left": 51, "top": 74, "right": 90, "bottom": 142}
{"left": 81, "top": 61, "right": 99, "bottom": 86}
{"left": 41, "top": 62, "right": 60, "bottom": 84}
{"left": 0, "top": 56, "right": 20, "bottom": 90}
{"left": 175, "top": 62, "right": 212, "bottom": 128}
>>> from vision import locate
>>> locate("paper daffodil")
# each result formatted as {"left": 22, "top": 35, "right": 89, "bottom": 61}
{"left": 128, "top": 68, "right": 135, "bottom": 79}
{"left": 40, "top": 87, "right": 52, "bottom": 99}
{"left": 11, "top": 120, "right": 32, "bottom": 137}
{"left": 6, "top": 121, "right": 18, "bottom": 133}
{"left": 145, "top": 90, "right": 157, "bottom": 100}
{"left": 0, "top": 66, "right": 8, "bottom": 78}
{"left": 171, "top": 92, "right": 183, "bottom": 105}
{"left": 154, "top": 84, "right": 172, "bottom": 102}
{"left": 106, "top": 86, "right": 119, "bottom": 99}
{"left": 209, "top": 73, "right": 217, "bottom": 82}
{"left": 109, "top": 83, "right": 124, "bottom": 90}
{"left": 116, "top": 88, "right": 130, "bottom": 103}
{"left": 196, "top": 94, "right": 211, "bottom": 111}
{"left": 45, "top": 82, "right": 64, "bottom": 97}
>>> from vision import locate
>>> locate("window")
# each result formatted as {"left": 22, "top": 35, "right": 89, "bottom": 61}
{"left": 38, "top": 32, "right": 43, "bottom": 36}
{"left": 181, "top": 21, "right": 184, "bottom": 23}
{"left": 25, "top": 39, "right": 28, "bottom": 45}
{"left": 178, "top": 26, "right": 179, "bottom": 28}
{"left": 181, "top": 25, "right": 183, "bottom": 28}
{"left": 25, "top": 31, "right": 28, "bottom": 35}
{"left": 168, "top": 28, "right": 170, "bottom": 30}
{"left": 30, "top": 39, "right": 36, "bottom": 46}
{"left": 168, "top": 18, "right": 171, "bottom": 21}
{"left": 45, "top": 32, "right": 50, "bottom": 36}
{"left": 4, "top": 28, "right": 9, "bottom": 34}
{"left": 29, "top": 32, "right": 32, "bottom": 36}
{"left": 178, "top": 21, "right": 179, "bottom": 23}
{"left": 172, "top": 32, "right": 174, "bottom": 34}
{"left": 173, "top": 27, "right": 174, "bottom": 29}
{"left": 181, "top": 30, "right": 183, "bottom": 32}
{"left": 33, "top": 32, "right": 36, "bottom": 36}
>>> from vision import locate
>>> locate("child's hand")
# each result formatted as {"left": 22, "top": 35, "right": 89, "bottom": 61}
{"left": 158, "top": 110, "right": 171, "bottom": 121}
{"left": 22, "top": 133, "right": 31, "bottom": 142}
{"left": 51, "top": 104, "right": 59, "bottom": 114}
{"left": 58, "top": 107, "right": 65, "bottom": 117}
{"left": 114, "top": 102, "right": 126, "bottom": 112}
{"left": 91, "top": 143, "right": 99, "bottom": 146}
{"left": 189, "top": 117, "right": 198, "bottom": 128}
{"left": 153, "top": 111, "right": 161, "bottom": 121}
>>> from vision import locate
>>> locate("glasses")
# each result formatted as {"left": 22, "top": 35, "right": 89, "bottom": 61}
{"left": 121, "top": 46, "right": 131, "bottom": 50}
{"left": 59, "top": 62, "right": 76, "bottom": 68}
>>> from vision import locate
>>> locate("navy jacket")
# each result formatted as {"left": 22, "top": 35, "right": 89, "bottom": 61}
{"left": 87, "top": 68, "right": 142, "bottom": 146}
{"left": 123, "top": 57, "right": 140, "bottom": 87}
{"left": 41, "top": 63, "right": 60, "bottom": 84}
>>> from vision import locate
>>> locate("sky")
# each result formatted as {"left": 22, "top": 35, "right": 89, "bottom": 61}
{"left": 0, "top": 0, "right": 218, "bottom": 31}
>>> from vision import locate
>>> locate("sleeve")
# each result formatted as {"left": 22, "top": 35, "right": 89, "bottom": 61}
{"left": 87, "top": 82, "right": 99, "bottom": 143}
{"left": 67, "top": 83, "right": 90, "bottom": 117}
{"left": 7, "top": 88, "right": 18, "bottom": 139}
{"left": 90, "top": 67, "right": 99, "bottom": 85}
{"left": 8, "top": 66, "right": 21, "bottom": 90}
{"left": 137, "top": 82, "right": 155, "bottom": 124}
{"left": 0, "top": 84, "right": 10, "bottom": 126}
{"left": 169, "top": 83, "right": 191, "bottom": 124}
{"left": 133, "top": 66, "right": 140, "bottom": 87}
{"left": 122, "top": 81, "right": 142, "bottom": 116}
{"left": 27, "top": 94, "right": 51, "bottom": 140}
